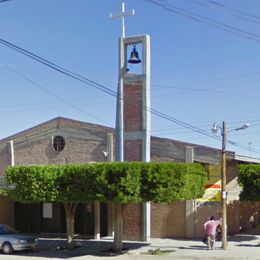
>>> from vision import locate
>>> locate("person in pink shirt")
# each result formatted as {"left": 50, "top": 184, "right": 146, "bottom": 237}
{"left": 204, "top": 216, "right": 222, "bottom": 250}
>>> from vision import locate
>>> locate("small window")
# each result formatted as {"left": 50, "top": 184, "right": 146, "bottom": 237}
{"left": 52, "top": 135, "right": 65, "bottom": 152}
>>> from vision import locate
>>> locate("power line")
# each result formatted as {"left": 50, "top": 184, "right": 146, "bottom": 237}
{"left": 5, "top": 65, "right": 107, "bottom": 123}
{"left": 114, "top": 68, "right": 260, "bottom": 95}
{"left": 186, "top": 0, "right": 260, "bottom": 25}
{"left": 149, "top": 108, "right": 260, "bottom": 155}
{"left": 205, "top": 0, "right": 260, "bottom": 21}
{"left": 156, "top": 121, "right": 246, "bottom": 135}
{"left": 152, "top": 120, "right": 260, "bottom": 137}
{"left": 145, "top": 0, "right": 260, "bottom": 43}
{"left": 152, "top": 83, "right": 231, "bottom": 94}
{"left": 227, "top": 139, "right": 260, "bottom": 155}
{"left": 151, "top": 77, "right": 260, "bottom": 98}
{"left": 0, "top": 38, "right": 117, "bottom": 98}
{"left": 1, "top": 37, "right": 258, "bottom": 154}
{"left": 0, "top": 96, "right": 113, "bottom": 109}
{"left": 149, "top": 107, "right": 221, "bottom": 140}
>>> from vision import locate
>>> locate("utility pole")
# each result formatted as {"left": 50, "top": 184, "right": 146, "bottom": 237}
{"left": 221, "top": 121, "right": 227, "bottom": 250}
{"left": 212, "top": 121, "right": 249, "bottom": 250}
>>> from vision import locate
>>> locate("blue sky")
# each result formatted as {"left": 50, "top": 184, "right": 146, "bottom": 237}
{"left": 0, "top": 0, "right": 260, "bottom": 157}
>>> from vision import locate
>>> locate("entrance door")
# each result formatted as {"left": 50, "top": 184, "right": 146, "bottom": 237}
{"left": 15, "top": 202, "right": 41, "bottom": 233}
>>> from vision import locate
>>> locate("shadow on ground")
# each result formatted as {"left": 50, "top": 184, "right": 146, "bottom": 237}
{"left": 228, "top": 234, "right": 259, "bottom": 242}
{"left": 9, "top": 231, "right": 260, "bottom": 258}
{"left": 15, "top": 238, "right": 150, "bottom": 259}
{"left": 142, "top": 238, "right": 209, "bottom": 252}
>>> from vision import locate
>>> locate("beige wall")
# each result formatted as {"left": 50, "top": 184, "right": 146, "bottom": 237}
{"left": 195, "top": 202, "right": 221, "bottom": 238}
{"left": 151, "top": 202, "right": 186, "bottom": 238}
{"left": 150, "top": 200, "right": 260, "bottom": 239}
{"left": 239, "top": 201, "right": 260, "bottom": 231}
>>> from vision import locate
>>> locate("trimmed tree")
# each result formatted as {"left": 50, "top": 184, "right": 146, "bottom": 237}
{"left": 109, "top": 162, "right": 207, "bottom": 252}
{"left": 5, "top": 162, "right": 207, "bottom": 252}
{"left": 140, "top": 162, "right": 206, "bottom": 202}
{"left": 238, "top": 164, "right": 260, "bottom": 201}
{"left": 5, "top": 164, "right": 107, "bottom": 249}
{"left": 100, "top": 162, "right": 143, "bottom": 252}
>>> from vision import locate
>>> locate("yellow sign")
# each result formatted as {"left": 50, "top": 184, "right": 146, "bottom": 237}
{"left": 197, "top": 165, "right": 221, "bottom": 202}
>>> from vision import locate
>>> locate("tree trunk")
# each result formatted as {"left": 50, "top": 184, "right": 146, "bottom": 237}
{"left": 113, "top": 203, "right": 124, "bottom": 252}
{"left": 63, "top": 202, "right": 78, "bottom": 250}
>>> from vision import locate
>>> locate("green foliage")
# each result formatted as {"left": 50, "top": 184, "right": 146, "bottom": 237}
{"left": 238, "top": 165, "right": 260, "bottom": 201}
{"left": 141, "top": 163, "right": 207, "bottom": 203}
{"left": 0, "top": 189, "right": 7, "bottom": 197}
{"left": 5, "top": 165, "right": 59, "bottom": 202}
{"left": 5, "top": 162, "right": 207, "bottom": 204}
{"left": 56, "top": 164, "right": 107, "bottom": 202}
{"left": 101, "top": 162, "right": 142, "bottom": 203}
{"left": 5, "top": 164, "right": 107, "bottom": 203}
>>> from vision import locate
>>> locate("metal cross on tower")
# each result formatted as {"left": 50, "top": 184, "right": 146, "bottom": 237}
{"left": 110, "top": 2, "right": 135, "bottom": 38}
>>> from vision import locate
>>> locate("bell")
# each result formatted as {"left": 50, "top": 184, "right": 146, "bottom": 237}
{"left": 128, "top": 46, "right": 141, "bottom": 64}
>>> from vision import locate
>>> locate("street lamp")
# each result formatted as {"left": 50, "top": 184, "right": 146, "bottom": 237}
{"left": 211, "top": 121, "right": 249, "bottom": 250}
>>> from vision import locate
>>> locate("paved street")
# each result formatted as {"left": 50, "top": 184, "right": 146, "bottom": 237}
{"left": 0, "top": 233, "right": 259, "bottom": 259}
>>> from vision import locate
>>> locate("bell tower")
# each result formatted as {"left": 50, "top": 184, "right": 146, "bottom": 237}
{"left": 115, "top": 35, "right": 151, "bottom": 241}
{"left": 111, "top": 1, "right": 151, "bottom": 242}
{"left": 116, "top": 35, "right": 151, "bottom": 163}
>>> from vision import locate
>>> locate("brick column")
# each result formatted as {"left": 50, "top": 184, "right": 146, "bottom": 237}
{"left": 124, "top": 75, "right": 143, "bottom": 161}
{"left": 118, "top": 35, "right": 151, "bottom": 241}
{"left": 123, "top": 75, "right": 144, "bottom": 241}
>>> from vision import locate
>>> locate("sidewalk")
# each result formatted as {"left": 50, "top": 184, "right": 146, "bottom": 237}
{"left": 1, "top": 233, "right": 259, "bottom": 259}
{"left": 127, "top": 234, "right": 260, "bottom": 259}
{"left": 35, "top": 233, "right": 260, "bottom": 259}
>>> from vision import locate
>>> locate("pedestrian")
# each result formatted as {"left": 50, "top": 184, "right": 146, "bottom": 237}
{"left": 203, "top": 216, "right": 222, "bottom": 250}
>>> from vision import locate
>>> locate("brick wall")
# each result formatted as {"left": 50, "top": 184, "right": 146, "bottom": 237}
{"left": 124, "top": 80, "right": 142, "bottom": 132}
{"left": 124, "top": 140, "right": 142, "bottom": 162}
{"left": 9, "top": 131, "right": 110, "bottom": 166}
{"left": 123, "top": 204, "right": 142, "bottom": 240}
{"left": 0, "top": 143, "right": 11, "bottom": 176}
{"left": 0, "top": 118, "right": 114, "bottom": 170}
{"left": 0, "top": 197, "right": 14, "bottom": 226}
{"left": 122, "top": 78, "right": 144, "bottom": 240}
